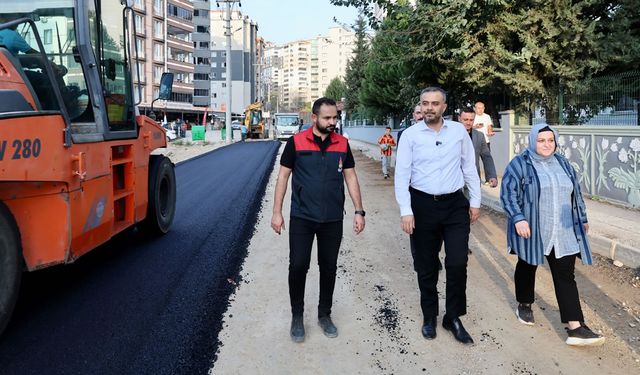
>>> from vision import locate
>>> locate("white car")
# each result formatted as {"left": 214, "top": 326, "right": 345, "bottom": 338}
{"left": 162, "top": 123, "right": 177, "bottom": 141}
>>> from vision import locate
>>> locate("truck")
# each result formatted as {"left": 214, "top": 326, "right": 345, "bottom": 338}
{"left": 244, "top": 102, "right": 267, "bottom": 139}
{"left": 0, "top": 0, "right": 177, "bottom": 335}
{"left": 273, "top": 112, "right": 300, "bottom": 140}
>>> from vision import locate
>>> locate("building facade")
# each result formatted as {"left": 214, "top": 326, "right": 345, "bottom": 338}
{"left": 208, "top": 9, "right": 258, "bottom": 116}
{"left": 263, "top": 26, "right": 356, "bottom": 112}
{"left": 130, "top": 0, "right": 208, "bottom": 122}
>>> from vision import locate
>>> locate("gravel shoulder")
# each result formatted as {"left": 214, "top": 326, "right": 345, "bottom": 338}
{"left": 211, "top": 145, "right": 640, "bottom": 374}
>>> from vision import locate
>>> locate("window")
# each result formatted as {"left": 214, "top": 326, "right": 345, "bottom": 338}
{"left": 134, "top": 84, "right": 146, "bottom": 102}
{"left": 153, "top": 43, "right": 163, "bottom": 61}
{"left": 153, "top": 65, "right": 163, "bottom": 84}
{"left": 196, "top": 57, "right": 209, "bottom": 65}
{"left": 43, "top": 29, "right": 52, "bottom": 45}
{"left": 136, "top": 38, "right": 145, "bottom": 59}
{"left": 136, "top": 62, "right": 145, "bottom": 83}
{"left": 153, "top": 0, "right": 163, "bottom": 15}
{"left": 199, "top": 41, "right": 209, "bottom": 49}
{"left": 194, "top": 89, "right": 209, "bottom": 96}
{"left": 134, "top": 14, "right": 144, "bottom": 34}
{"left": 153, "top": 20, "right": 163, "bottom": 37}
{"left": 194, "top": 9, "right": 209, "bottom": 18}
{"left": 194, "top": 73, "right": 209, "bottom": 80}
{"left": 169, "top": 92, "right": 193, "bottom": 103}
{"left": 167, "top": 4, "right": 192, "bottom": 20}
{"left": 196, "top": 25, "right": 208, "bottom": 33}
{"left": 134, "top": 0, "right": 145, "bottom": 10}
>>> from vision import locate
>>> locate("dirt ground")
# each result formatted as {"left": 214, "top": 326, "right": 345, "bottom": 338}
{"left": 204, "top": 143, "right": 640, "bottom": 375}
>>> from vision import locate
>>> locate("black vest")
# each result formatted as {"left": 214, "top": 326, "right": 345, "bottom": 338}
{"left": 290, "top": 129, "right": 349, "bottom": 223}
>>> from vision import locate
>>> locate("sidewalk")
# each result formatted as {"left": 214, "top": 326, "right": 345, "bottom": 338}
{"left": 349, "top": 139, "right": 640, "bottom": 269}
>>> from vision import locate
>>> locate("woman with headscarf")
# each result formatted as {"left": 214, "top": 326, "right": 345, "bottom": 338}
{"left": 500, "top": 123, "right": 605, "bottom": 346}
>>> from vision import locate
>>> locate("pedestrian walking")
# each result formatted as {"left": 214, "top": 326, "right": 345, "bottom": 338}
{"left": 473, "top": 101, "right": 494, "bottom": 154}
{"left": 459, "top": 107, "right": 498, "bottom": 187}
{"left": 397, "top": 104, "right": 422, "bottom": 144}
{"left": 271, "top": 97, "right": 366, "bottom": 343}
{"left": 395, "top": 87, "right": 480, "bottom": 345}
{"left": 377, "top": 126, "right": 396, "bottom": 179}
{"left": 500, "top": 123, "right": 605, "bottom": 347}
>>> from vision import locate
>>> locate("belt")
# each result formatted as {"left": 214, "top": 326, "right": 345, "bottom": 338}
{"left": 410, "top": 187, "right": 462, "bottom": 201}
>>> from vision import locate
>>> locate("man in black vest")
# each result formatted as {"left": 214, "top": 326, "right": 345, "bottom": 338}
{"left": 271, "top": 97, "right": 365, "bottom": 343}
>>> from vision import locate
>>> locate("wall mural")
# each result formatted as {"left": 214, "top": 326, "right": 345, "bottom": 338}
{"left": 512, "top": 131, "right": 640, "bottom": 208}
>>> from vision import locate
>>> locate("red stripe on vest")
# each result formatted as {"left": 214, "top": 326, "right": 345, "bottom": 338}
{"left": 293, "top": 128, "right": 348, "bottom": 153}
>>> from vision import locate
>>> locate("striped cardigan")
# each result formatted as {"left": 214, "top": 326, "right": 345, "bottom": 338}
{"left": 500, "top": 150, "right": 593, "bottom": 265}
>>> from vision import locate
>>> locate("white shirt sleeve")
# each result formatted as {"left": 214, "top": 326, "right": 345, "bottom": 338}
{"left": 461, "top": 130, "right": 481, "bottom": 208}
{"left": 394, "top": 129, "right": 413, "bottom": 216}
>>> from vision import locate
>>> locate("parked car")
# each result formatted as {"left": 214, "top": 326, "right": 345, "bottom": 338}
{"left": 231, "top": 120, "right": 241, "bottom": 130}
{"left": 161, "top": 123, "right": 177, "bottom": 141}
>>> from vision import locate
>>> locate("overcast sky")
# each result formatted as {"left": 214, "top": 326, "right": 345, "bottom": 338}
{"left": 234, "top": 0, "right": 360, "bottom": 44}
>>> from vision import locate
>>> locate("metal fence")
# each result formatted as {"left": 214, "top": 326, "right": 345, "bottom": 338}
{"left": 526, "top": 71, "right": 640, "bottom": 126}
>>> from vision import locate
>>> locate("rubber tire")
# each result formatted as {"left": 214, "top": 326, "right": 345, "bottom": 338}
{"left": 0, "top": 202, "right": 22, "bottom": 336}
{"left": 142, "top": 155, "right": 176, "bottom": 235}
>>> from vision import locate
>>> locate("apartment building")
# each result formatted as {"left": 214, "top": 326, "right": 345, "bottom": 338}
{"left": 209, "top": 9, "right": 258, "bottom": 115}
{"left": 192, "top": 0, "right": 212, "bottom": 107}
{"left": 264, "top": 26, "right": 356, "bottom": 112}
{"left": 132, "top": 0, "right": 204, "bottom": 121}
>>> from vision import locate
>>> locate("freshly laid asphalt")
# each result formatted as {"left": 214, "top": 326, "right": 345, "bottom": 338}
{"left": 0, "top": 141, "right": 279, "bottom": 375}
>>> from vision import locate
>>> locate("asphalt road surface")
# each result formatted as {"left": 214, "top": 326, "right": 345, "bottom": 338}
{"left": 0, "top": 141, "right": 279, "bottom": 375}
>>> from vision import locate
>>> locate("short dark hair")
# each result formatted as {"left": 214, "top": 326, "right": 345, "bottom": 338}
{"left": 385, "top": 126, "right": 392, "bottom": 130}
{"left": 420, "top": 87, "right": 447, "bottom": 102}
{"left": 312, "top": 97, "right": 337, "bottom": 115}
{"left": 461, "top": 107, "right": 475, "bottom": 114}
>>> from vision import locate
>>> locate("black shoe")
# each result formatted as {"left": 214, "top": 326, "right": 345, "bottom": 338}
{"left": 565, "top": 324, "right": 605, "bottom": 346}
{"left": 516, "top": 303, "right": 535, "bottom": 326}
{"left": 442, "top": 316, "right": 474, "bottom": 345}
{"left": 290, "top": 315, "right": 305, "bottom": 343}
{"left": 421, "top": 317, "right": 437, "bottom": 340}
{"left": 318, "top": 316, "right": 338, "bottom": 338}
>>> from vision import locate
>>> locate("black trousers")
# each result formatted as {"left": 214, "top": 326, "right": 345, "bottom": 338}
{"left": 514, "top": 250, "right": 584, "bottom": 323}
{"left": 288, "top": 217, "right": 343, "bottom": 318}
{"left": 410, "top": 187, "right": 470, "bottom": 320}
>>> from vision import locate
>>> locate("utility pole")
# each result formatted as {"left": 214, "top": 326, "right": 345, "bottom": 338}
{"left": 218, "top": 0, "right": 241, "bottom": 144}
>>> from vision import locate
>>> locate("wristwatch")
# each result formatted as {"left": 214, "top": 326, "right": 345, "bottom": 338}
{"left": 355, "top": 210, "right": 366, "bottom": 217}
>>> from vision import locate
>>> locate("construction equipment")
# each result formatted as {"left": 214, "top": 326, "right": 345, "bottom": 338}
{"left": 243, "top": 102, "right": 267, "bottom": 139}
{"left": 0, "top": 0, "right": 177, "bottom": 335}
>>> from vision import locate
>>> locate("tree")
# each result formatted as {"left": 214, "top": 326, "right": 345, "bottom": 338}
{"left": 344, "top": 14, "right": 370, "bottom": 114}
{"left": 331, "top": 0, "right": 640, "bottom": 124}
{"left": 324, "top": 77, "right": 348, "bottom": 101}
{"left": 358, "top": 2, "right": 418, "bottom": 119}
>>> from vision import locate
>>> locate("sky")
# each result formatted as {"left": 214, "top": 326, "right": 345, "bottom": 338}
{"left": 233, "top": 0, "right": 360, "bottom": 45}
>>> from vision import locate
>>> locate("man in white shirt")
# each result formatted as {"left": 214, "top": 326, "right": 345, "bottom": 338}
{"left": 395, "top": 87, "right": 481, "bottom": 345}
{"left": 473, "top": 101, "right": 494, "bottom": 150}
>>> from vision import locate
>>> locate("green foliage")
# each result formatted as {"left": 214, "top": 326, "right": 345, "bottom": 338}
{"left": 344, "top": 14, "right": 370, "bottom": 113}
{"left": 324, "top": 77, "right": 348, "bottom": 101}
{"left": 329, "top": 0, "right": 640, "bottom": 123}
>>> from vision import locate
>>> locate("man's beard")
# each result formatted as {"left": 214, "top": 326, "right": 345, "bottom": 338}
{"left": 424, "top": 113, "right": 442, "bottom": 124}
{"left": 316, "top": 124, "right": 335, "bottom": 134}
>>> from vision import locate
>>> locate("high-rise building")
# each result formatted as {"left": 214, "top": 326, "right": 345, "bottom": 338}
{"left": 209, "top": 9, "right": 258, "bottom": 116}
{"left": 264, "top": 26, "right": 356, "bottom": 112}
{"left": 192, "top": 0, "right": 212, "bottom": 107}
{"left": 131, "top": 0, "right": 204, "bottom": 121}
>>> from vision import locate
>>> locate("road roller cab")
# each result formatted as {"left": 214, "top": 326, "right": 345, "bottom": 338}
{"left": 0, "top": 0, "right": 177, "bottom": 335}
